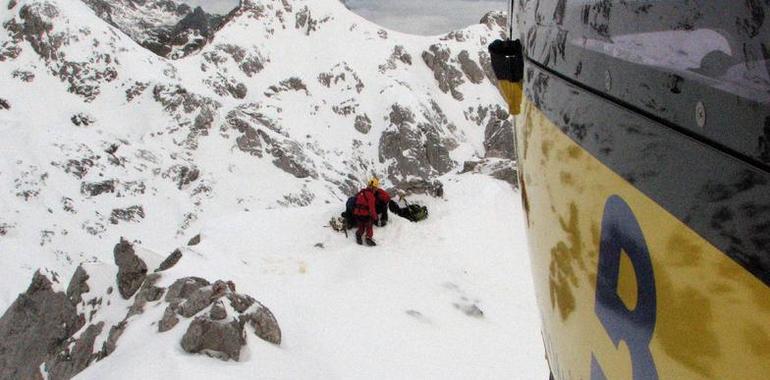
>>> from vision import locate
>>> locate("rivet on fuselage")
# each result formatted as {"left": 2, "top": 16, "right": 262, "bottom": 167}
{"left": 696, "top": 101, "right": 706, "bottom": 128}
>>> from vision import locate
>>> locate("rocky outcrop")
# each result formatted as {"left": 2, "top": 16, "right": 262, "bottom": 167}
{"left": 239, "top": 301, "right": 282, "bottom": 345}
{"left": 67, "top": 265, "right": 90, "bottom": 305}
{"left": 422, "top": 44, "right": 465, "bottom": 101}
{"left": 156, "top": 249, "right": 183, "bottom": 272}
{"left": 379, "top": 104, "right": 456, "bottom": 187}
{"left": 354, "top": 114, "right": 372, "bottom": 134}
{"left": 460, "top": 159, "right": 518, "bottom": 187}
{"left": 82, "top": 0, "right": 227, "bottom": 59}
{"left": 480, "top": 11, "right": 507, "bottom": 38}
{"left": 0, "top": 271, "right": 83, "bottom": 380}
{"left": 114, "top": 238, "right": 147, "bottom": 299}
{"left": 483, "top": 106, "right": 514, "bottom": 160}
{"left": 181, "top": 316, "right": 244, "bottom": 361}
{"left": 45, "top": 322, "right": 104, "bottom": 380}
{"left": 458, "top": 50, "right": 485, "bottom": 84}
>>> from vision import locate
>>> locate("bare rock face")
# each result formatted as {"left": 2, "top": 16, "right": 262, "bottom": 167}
{"left": 421, "top": 44, "right": 465, "bottom": 101}
{"left": 156, "top": 249, "right": 183, "bottom": 272}
{"left": 460, "top": 159, "right": 518, "bottom": 187}
{"left": 239, "top": 301, "right": 282, "bottom": 345}
{"left": 458, "top": 50, "right": 485, "bottom": 84}
{"left": 483, "top": 105, "right": 514, "bottom": 160}
{"left": 113, "top": 238, "right": 147, "bottom": 299}
{"left": 128, "top": 273, "right": 164, "bottom": 317}
{"left": 181, "top": 316, "right": 244, "bottom": 361}
{"left": 159, "top": 305, "right": 179, "bottom": 332}
{"left": 177, "top": 286, "right": 215, "bottom": 318}
{"left": 354, "top": 114, "right": 372, "bottom": 134}
{"left": 165, "top": 277, "right": 210, "bottom": 303}
{"left": 210, "top": 300, "right": 227, "bottom": 320}
{"left": 379, "top": 104, "right": 455, "bottom": 186}
{"left": 187, "top": 234, "right": 201, "bottom": 246}
{"left": 66, "top": 265, "right": 90, "bottom": 305}
{"left": 0, "top": 271, "right": 83, "bottom": 380}
{"left": 45, "top": 322, "right": 104, "bottom": 380}
{"left": 480, "top": 11, "right": 507, "bottom": 37}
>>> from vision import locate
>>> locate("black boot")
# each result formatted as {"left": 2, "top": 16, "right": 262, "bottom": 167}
{"left": 356, "top": 233, "right": 363, "bottom": 245}
{"left": 365, "top": 238, "right": 377, "bottom": 247}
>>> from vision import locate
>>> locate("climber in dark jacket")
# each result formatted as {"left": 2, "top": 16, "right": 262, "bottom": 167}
{"left": 353, "top": 177, "right": 380, "bottom": 246}
{"left": 374, "top": 187, "right": 392, "bottom": 227}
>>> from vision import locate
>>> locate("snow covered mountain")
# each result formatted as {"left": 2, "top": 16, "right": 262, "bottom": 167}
{"left": 0, "top": 0, "right": 541, "bottom": 378}
{"left": 82, "top": 0, "right": 227, "bottom": 58}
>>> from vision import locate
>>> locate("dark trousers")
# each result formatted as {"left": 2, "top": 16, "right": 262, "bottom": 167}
{"left": 355, "top": 216, "right": 373, "bottom": 239}
{"left": 376, "top": 202, "right": 389, "bottom": 223}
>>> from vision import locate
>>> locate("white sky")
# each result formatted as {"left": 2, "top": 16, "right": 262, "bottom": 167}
{"left": 182, "top": 0, "right": 508, "bottom": 35}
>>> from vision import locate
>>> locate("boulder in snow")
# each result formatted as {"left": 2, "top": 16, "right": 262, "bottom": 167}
{"left": 181, "top": 316, "right": 244, "bottom": 361}
{"left": 114, "top": 238, "right": 148, "bottom": 299}
{"left": 0, "top": 271, "right": 83, "bottom": 380}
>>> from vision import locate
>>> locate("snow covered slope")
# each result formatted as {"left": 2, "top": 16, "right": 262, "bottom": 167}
{"left": 77, "top": 175, "right": 547, "bottom": 379}
{"left": 0, "top": 0, "right": 541, "bottom": 377}
{"left": 82, "top": 0, "right": 227, "bottom": 58}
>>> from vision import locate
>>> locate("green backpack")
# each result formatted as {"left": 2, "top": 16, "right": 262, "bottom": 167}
{"left": 406, "top": 204, "right": 428, "bottom": 222}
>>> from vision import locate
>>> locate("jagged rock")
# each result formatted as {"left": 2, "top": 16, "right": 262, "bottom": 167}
{"left": 181, "top": 316, "right": 244, "bottom": 361}
{"left": 484, "top": 106, "right": 514, "bottom": 160}
{"left": 156, "top": 249, "right": 183, "bottom": 272}
{"left": 113, "top": 238, "right": 147, "bottom": 299}
{"left": 70, "top": 113, "right": 94, "bottom": 127}
{"left": 66, "top": 265, "right": 90, "bottom": 305}
{"left": 80, "top": 180, "right": 115, "bottom": 196}
{"left": 159, "top": 305, "right": 179, "bottom": 332}
{"left": 0, "top": 98, "right": 9, "bottom": 110}
{"left": 177, "top": 286, "right": 215, "bottom": 318}
{"left": 176, "top": 166, "right": 200, "bottom": 189}
{"left": 354, "top": 114, "right": 372, "bottom": 134}
{"left": 188, "top": 234, "right": 201, "bottom": 246}
{"left": 0, "top": 271, "right": 83, "bottom": 380}
{"left": 379, "top": 104, "right": 454, "bottom": 185}
{"left": 109, "top": 205, "right": 145, "bottom": 224}
{"left": 458, "top": 50, "right": 485, "bottom": 84}
{"left": 480, "top": 11, "right": 507, "bottom": 36}
{"left": 460, "top": 159, "right": 518, "bottom": 187}
{"left": 100, "top": 320, "right": 125, "bottom": 358}
{"left": 424, "top": 131, "right": 453, "bottom": 174}
{"left": 265, "top": 77, "right": 309, "bottom": 97}
{"left": 82, "top": 0, "right": 226, "bottom": 59}
{"left": 210, "top": 300, "right": 227, "bottom": 320}
{"left": 455, "top": 303, "right": 484, "bottom": 318}
{"left": 490, "top": 165, "right": 517, "bottom": 186}
{"left": 422, "top": 44, "right": 465, "bottom": 101}
{"left": 379, "top": 45, "right": 412, "bottom": 72}
{"left": 165, "top": 277, "right": 210, "bottom": 303}
{"left": 239, "top": 301, "right": 281, "bottom": 345}
{"left": 267, "top": 139, "right": 316, "bottom": 179}
{"left": 226, "top": 292, "right": 255, "bottom": 313}
{"left": 128, "top": 273, "right": 164, "bottom": 317}
{"left": 46, "top": 322, "right": 104, "bottom": 380}
{"left": 397, "top": 179, "right": 444, "bottom": 198}
{"left": 478, "top": 51, "right": 495, "bottom": 81}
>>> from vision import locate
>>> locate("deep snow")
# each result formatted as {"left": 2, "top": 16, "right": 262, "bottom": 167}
{"left": 76, "top": 174, "right": 548, "bottom": 379}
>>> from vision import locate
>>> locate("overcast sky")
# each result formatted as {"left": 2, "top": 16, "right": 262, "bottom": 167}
{"left": 183, "top": 0, "right": 507, "bottom": 35}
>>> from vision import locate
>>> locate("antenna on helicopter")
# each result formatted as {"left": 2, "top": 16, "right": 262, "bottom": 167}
{"left": 506, "top": 0, "right": 514, "bottom": 40}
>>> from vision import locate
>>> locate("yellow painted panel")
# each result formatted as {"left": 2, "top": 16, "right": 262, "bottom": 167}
{"left": 517, "top": 100, "right": 770, "bottom": 379}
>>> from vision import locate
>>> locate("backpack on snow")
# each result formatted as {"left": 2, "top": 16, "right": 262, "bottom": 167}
{"left": 389, "top": 200, "right": 428, "bottom": 222}
{"left": 404, "top": 204, "right": 428, "bottom": 222}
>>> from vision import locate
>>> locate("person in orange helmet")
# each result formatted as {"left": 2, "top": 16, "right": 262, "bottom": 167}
{"left": 352, "top": 177, "right": 380, "bottom": 246}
